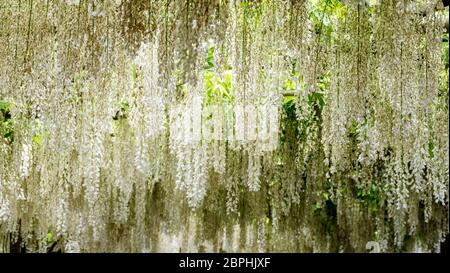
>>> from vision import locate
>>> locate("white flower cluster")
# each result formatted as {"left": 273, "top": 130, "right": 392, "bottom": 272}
{"left": 0, "top": 0, "right": 447, "bottom": 253}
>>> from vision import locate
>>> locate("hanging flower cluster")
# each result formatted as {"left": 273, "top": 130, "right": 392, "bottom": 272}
{"left": 0, "top": 0, "right": 448, "bottom": 253}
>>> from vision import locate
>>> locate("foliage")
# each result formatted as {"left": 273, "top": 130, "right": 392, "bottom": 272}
{"left": 0, "top": 0, "right": 448, "bottom": 253}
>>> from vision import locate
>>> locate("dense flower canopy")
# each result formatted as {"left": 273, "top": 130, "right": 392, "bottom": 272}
{"left": 0, "top": 0, "right": 448, "bottom": 252}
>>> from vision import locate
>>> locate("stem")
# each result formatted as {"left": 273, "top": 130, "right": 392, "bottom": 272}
{"left": 336, "top": 45, "right": 340, "bottom": 108}
{"left": 77, "top": 0, "right": 82, "bottom": 40}
{"left": 106, "top": 12, "right": 109, "bottom": 66}
{"left": 90, "top": 1, "right": 95, "bottom": 68}
{"left": 357, "top": 3, "right": 360, "bottom": 97}
{"left": 186, "top": 0, "right": 190, "bottom": 39}
{"left": 13, "top": 0, "right": 22, "bottom": 75}
{"left": 425, "top": 20, "right": 428, "bottom": 129}
{"left": 185, "top": 0, "right": 190, "bottom": 81}
{"left": 400, "top": 41, "right": 403, "bottom": 160}
{"left": 242, "top": 3, "right": 247, "bottom": 102}
{"left": 24, "top": 0, "right": 33, "bottom": 64}
{"left": 147, "top": 0, "right": 152, "bottom": 31}
{"left": 313, "top": 0, "right": 330, "bottom": 83}
{"left": 164, "top": 0, "right": 169, "bottom": 73}
{"left": 0, "top": 3, "right": 4, "bottom": 38}
{"left": 289, "top": 0, "right": 293, "bottom": 41}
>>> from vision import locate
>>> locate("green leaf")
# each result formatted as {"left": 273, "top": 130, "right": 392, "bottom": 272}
{"left": 32, "top": 134, "right": 42, "bottom": 146}
{"left": 131, "top": 64, "right": 137, "bottom": 83}
{"left": 47, "top": 231, "right": 53, "bottom": 244}
{"left": 0, "top": 101, "right": 12, "bottom": 112}
{"left": 428, "top": 142, "right": 434, "bottom": 159}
